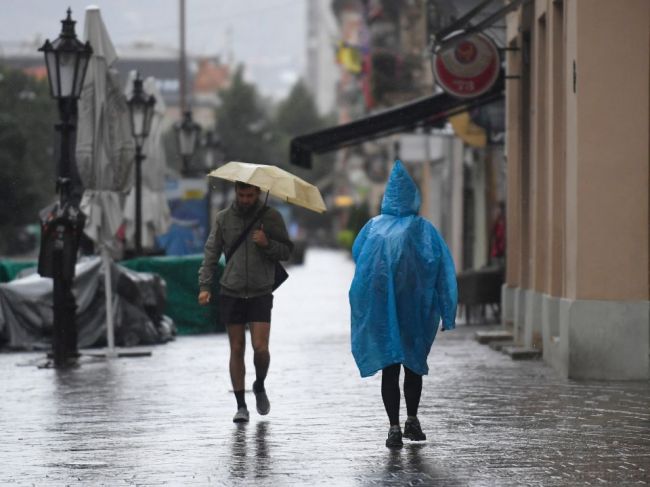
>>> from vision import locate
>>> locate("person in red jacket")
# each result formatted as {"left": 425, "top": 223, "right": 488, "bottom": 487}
{"left": 489, "top": 202, "right": 506, "bottom": 266}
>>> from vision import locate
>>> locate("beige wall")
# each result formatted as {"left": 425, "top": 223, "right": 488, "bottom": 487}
{"left": 505, "top": 0, "right": 649, "bottom": 380}
{"left": 547, "top": 1, "right": 565, "bottom": 298}
{"left": 507, "top": 0, "right": 649, "bottom": 302}
{"left": 506, "top": 4, "right": 533, "bottom": 292}
{"left": 505, "top": 11, "right": 521, "bottom": 287}
{"left": 531, "top": 8, "right": 549, "bottom": 294}
{"left": 568, "top": 0, "right": 649, "bottom": 300}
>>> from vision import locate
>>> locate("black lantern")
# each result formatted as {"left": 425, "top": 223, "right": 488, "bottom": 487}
{"left": 39, "top": 8, "right": 93, "bottom": 100}
{"left": 127, "top": 72, "right": 156, "bottom": 147}
{"left": 175, "top": 110, "right": 201, "bottom": 172}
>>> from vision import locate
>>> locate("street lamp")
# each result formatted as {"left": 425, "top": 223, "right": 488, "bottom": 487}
{"left": 175, "top": 110, "right": 201, "bottom": 174}
{"left": 39, "top": 8, "right": 93, "bottom": 102}
{"left": 127, "top": 72, "right": 156, "bottom": 256}
{"left": 37, "top": 8, "right": 92, "bottom": 368}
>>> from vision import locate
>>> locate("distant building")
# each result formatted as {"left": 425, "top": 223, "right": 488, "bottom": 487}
{"left": 305, "top": 1, "right": 339, "bottom": 116}
{"left": 0, "top": 39, "right": 230, "bottom": 128}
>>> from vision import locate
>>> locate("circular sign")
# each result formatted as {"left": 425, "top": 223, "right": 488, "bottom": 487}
{"left": 433, "top": 33, "right": 500, "bottom": 99}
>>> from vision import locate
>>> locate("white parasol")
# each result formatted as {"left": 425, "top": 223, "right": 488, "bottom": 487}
{"left": 76, "top": 6, "right": 135, "bottom": 356}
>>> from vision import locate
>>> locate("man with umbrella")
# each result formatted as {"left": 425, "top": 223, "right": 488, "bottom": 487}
{"left": 199, "top": 162, "right": 325, "bottom": 423}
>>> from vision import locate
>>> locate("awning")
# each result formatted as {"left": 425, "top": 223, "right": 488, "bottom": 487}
{"left": 290, "top": 73, "right": 504, "bottom": 168}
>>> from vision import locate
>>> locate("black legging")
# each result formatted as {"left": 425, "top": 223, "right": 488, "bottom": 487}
{"left": 381, "top": 363, "right": 423, "bottom": 426}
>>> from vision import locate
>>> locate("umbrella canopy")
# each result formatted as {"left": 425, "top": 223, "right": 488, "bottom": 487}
{"left": 123, "top": 72, "right": 171, "bottom": 248}
{"left": 208, "top": 162, "right": 327, "bottom": 213}
{"left": 76, "top": 6, "right": 134, "bottom": 251}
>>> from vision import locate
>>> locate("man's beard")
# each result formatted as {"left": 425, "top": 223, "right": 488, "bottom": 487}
{"left": 237, "top": 201, "right": 257, "bottom": 215}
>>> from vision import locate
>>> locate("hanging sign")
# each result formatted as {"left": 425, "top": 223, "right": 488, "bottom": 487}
{"left": 433, "top": 33, "right": 500, "bottom": 99}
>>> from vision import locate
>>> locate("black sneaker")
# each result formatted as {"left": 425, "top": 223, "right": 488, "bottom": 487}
{"left": 233, "top": 406, "right": 249, "bottom": 423}
{"left": 253, "top": 381, "right": 270, "bottom": 415}
{"left": 385, "top": 425, "right": 403, "bottom": 449}
{"left": 403, "top": 417, "right": 426, "bottom": 441}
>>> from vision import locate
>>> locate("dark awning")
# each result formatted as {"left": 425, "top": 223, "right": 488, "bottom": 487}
{"left": 290, "top": 74, "right": 504, "bottom": 168}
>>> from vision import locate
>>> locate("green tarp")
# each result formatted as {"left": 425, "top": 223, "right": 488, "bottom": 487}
{"left": 0, "top": 255, "right": 224, "bottom": 335}
{"left": 121, "top": 254, "right": 224, "bottom": 335}
{"left": 0, "top": 260, "right": 37, "bottom": 283}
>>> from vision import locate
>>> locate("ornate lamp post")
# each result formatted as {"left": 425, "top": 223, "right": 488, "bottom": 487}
{"left": 174, "top": 110, "right": 201, "bottom": 174}
{"left": 39, "top": 8, "right": 92, "bottom": 203}
{"left": 38, "top": 8, "right": 92, "bottom": 368}
{"left": 127, "top": 72, "right": 156, "bottom": 256}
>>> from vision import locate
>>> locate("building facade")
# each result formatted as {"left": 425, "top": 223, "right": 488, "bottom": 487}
{"left": 305, "top": 1, "right": 339, "bottom": 116}
{"left": 503, "top": 0, "right": 650, "bottom": 379}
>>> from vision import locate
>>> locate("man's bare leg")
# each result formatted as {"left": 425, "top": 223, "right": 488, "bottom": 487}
{"left": 249, "top": 322, "right": 271, "bottom": 414}
{"left": 250, "top": 322, "right": 270, "bottom": 387}
{"left": 227, "top": 324, "right": 248, "bottom": 421}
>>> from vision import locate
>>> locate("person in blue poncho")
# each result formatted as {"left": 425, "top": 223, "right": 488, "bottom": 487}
{"left": 349, "top": 160, "right": 458, "bottom": 449}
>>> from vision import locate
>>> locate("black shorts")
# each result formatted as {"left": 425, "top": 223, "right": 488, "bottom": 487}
{"left": 219, "top": 294, "right": 274, "bottom": 325}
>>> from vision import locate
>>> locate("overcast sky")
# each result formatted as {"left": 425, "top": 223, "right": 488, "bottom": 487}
{"left": 1, "top": 0, "right": 307, "bottom": 99}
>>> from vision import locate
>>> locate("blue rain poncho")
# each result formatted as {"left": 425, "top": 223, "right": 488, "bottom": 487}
{"left": 349, "top": 161, "right": 458, "bottom": 378}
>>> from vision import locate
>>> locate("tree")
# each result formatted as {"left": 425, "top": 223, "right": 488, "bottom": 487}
{"left": 274, "top": 80, "right": 323, "bottom": 136}
{"left": 269, "top": 79, "right": 336, "bottom": 235}
{"left": 0, "top": 67, "right": 57, "bottom": 253}
{"left": 270, "top": 79, "right": 334, "bottom": 183}
{"left": 217, "top": 65, "right": 273, "bottom": 165}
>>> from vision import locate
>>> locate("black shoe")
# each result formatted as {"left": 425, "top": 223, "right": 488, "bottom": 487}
{"left": 385, "top": 425, "right": 403, "bottom": 449}
{"left": 403, "top": 417, "right": 426, "bottom": 441}
{"left": 253, "top": 380, "right": 270, "bottom": 415}
{"left": 232, "top": 406, "right": 250, "bottom": 423}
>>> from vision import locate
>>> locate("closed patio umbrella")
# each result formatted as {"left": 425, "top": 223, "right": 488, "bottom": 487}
{"left": 76, "top": 6, "right": 135, "bottom": 355}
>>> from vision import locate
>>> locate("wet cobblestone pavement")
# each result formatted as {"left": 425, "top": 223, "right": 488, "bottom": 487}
{"left": 1, "top": 249, "right": 649, "bottom": 486}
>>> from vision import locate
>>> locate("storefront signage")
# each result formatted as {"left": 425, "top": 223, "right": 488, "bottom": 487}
{"left": 433, "top": 33, "right": 500, "bottom": 99}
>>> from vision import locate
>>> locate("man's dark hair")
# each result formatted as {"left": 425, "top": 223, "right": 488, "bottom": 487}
{"left": 235, "top": 181, "right": 260, "bottom": 192}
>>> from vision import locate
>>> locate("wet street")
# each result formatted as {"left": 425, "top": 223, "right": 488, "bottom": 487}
{"left": 1, "top": 249, "right": 649, "bottom": 486}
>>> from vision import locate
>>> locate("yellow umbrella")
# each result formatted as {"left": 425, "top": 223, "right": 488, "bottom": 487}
{"left": 208, "top": 161, "right": 327, "bottom": 213}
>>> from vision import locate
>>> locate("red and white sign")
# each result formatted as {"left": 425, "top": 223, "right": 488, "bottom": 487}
{"left": 433, "top": 33, "right": 500, "bottom": 99}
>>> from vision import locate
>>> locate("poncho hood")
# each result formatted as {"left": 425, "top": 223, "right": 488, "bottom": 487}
{"left": 380, "top": 160, "right": 421, "bottom": 216}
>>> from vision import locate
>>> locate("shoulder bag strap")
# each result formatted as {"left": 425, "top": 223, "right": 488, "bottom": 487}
{"left": 224, "top": 206, "right": 270, "bottom": 262}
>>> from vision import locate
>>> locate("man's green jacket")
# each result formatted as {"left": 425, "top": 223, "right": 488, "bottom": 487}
{"left": 198, "top": 199, "right": 292, "bottom": 297}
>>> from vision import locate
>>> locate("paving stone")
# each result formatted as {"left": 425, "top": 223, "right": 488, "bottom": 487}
{"left": 475, "top": 330, "right": 514, "bottom": 344}
{"left": 489, "top": 340, "right": 515, "bottom": 352}
{"left": 502, "top": 346, "right": 543, "bottom": 360}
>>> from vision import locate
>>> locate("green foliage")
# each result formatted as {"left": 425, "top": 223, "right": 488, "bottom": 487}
{"left": 0, "top": 67, "right": 57, "bottom": 251}
{"left": 336, "top": 229, "right": 355, "bottom": 251}
{"left": 336, "top": 203, "right": 371, "bottom": 252}
{"left": 214, "top": 71, "right": 336, "bottom": 234}
{"left": 217, "top": 65, "right": 273, "bottom": 165}
{"left": 216, "top": 72, "right": 334, "bottom": 180}
{"left": 274, "top": 80, "right": 323, "bottom": 136}
{"left": 347, "top": 202, "right": 371, "bottom": 235}
{"left": 268, "top": 79, "right": 335, "bottom": 186}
